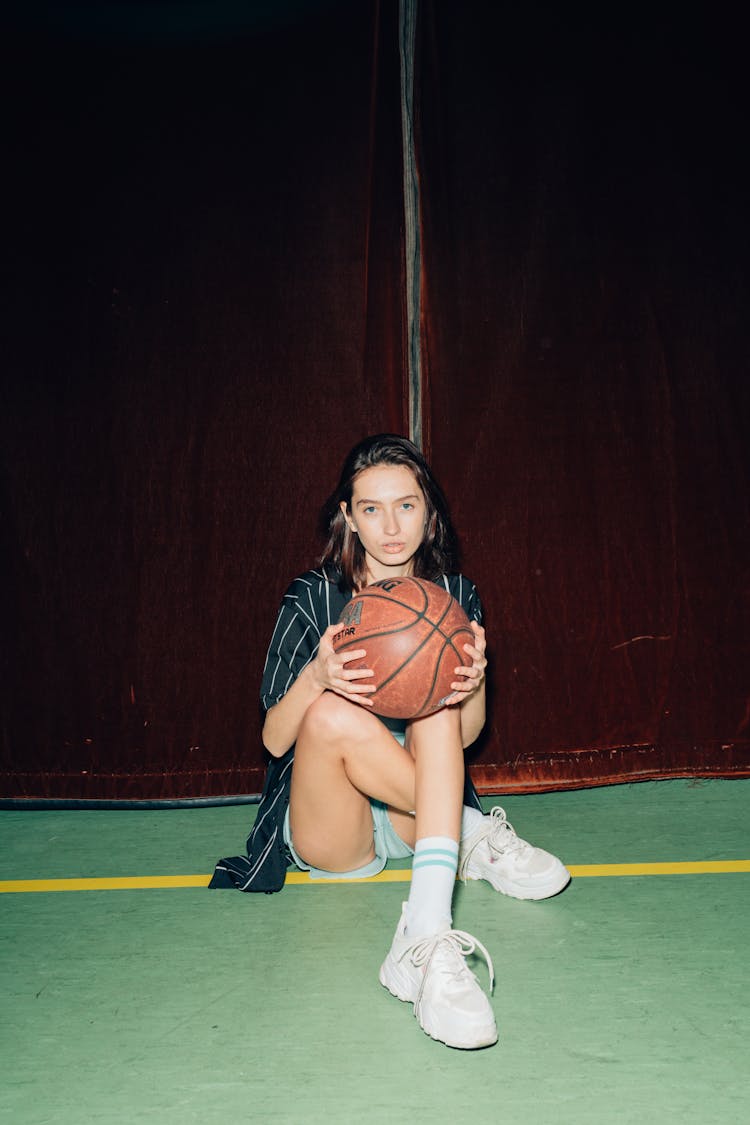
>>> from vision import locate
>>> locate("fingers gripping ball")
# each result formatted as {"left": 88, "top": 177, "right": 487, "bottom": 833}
{"left": 332, "top": 577, "right": 474, "bottom": 719}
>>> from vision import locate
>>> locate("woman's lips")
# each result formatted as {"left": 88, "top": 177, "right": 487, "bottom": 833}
{"left": 382, "top": 543, "right": 405, "bottom": 554}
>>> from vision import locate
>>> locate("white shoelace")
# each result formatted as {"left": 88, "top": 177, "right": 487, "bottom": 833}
{"left": 485, "top": 806, "right": 532, "bottom": 857}
{"left": 403, "top": 929, "right": 496, "bottom": 1003}
{"left": 458, "top": 806, "right": 536, "bottom": 882}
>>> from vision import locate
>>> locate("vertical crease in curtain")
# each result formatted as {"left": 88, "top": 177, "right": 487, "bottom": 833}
{"left": 399, "top": 0, "right": 422, "bottom": 449}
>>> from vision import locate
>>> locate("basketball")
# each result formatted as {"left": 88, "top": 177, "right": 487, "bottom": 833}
{"left": 332, "top": 576, "right": 475, "bottom": 719}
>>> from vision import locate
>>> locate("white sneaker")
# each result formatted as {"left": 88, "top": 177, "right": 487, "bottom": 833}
{"left": 379, "top": 905, "right": 498, "bottom": 1050}
{"left": 459, "top": 806, "right": 571, "bottom": 900}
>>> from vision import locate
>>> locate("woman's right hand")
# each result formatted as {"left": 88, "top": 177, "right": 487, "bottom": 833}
{"left": 309, "top": 623, "right": 375, "bottom": 705}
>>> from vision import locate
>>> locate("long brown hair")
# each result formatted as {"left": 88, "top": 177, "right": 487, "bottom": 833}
{"left": 319, "top": 434, "right": 458, "bottom": 591}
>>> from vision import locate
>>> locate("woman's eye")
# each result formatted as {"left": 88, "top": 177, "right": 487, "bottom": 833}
{"left": 363, "top": 505, "right": 376, "bottom": 514}
{"left": 401, "top": 502, "right": 414, "bottom": 511}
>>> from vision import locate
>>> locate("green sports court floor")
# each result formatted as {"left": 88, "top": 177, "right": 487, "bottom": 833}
{"left": 1, "top": 779, "right": 748, "bottom": 1125}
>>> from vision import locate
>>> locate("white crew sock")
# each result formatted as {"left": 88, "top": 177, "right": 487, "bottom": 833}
{"left": 404, "top": 836, "right": 459, "bottom": 938}
{"left": 460, "top": 804, "right": 487, "bottom": 841}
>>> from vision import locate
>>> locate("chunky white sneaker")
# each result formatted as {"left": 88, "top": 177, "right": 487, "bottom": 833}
{"left": 458, "top": 806, "right": 571, "bottom": 900}
{"left": 379, "top": 905, "right": 498, "bottom": 1050}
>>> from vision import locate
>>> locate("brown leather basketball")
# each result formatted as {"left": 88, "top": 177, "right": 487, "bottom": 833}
{"left": 332, "top": 576, "right": 474, "bottom": 719}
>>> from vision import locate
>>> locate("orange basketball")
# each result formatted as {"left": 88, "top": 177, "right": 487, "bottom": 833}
{"left": 332, "top": 576, "right": 475, "bottom": 719}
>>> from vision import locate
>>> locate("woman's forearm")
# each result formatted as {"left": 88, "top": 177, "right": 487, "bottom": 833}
{"left": 459, "top": 681, "right": 486, "bottom": 749}
{"left": 261, "top": 663, "right": 326, "bottom": 757}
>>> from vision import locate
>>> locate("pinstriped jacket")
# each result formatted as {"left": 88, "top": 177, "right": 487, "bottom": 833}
{"left": 210, "top": 568, "right": 484, "bottom": 893}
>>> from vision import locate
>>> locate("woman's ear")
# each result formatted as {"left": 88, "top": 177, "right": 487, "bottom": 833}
{"left": 340, "top": 500, "right": 356, "bottom": 533}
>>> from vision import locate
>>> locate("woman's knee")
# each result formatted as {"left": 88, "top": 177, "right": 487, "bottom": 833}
{"left": 298, "top": 691, "right": 373, "bottom": 747}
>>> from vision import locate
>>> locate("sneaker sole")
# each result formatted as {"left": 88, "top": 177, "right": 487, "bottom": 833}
{"left": 379, "top": 957, "right": 499, "bottom": 1051}
{"left": 418, "top": 1010, "right": 498, "bottom": 1051}
{"left": 473, "top": 863, "right": 571, "bottom": 900}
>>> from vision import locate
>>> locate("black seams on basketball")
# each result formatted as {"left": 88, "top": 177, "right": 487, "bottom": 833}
{"left": 332, "top": 577, "right": 475, "bottom": 719}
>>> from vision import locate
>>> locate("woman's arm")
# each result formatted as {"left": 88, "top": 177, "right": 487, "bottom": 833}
{"left": 261, "top": 661, "right": 327, "bottom": 757}
{"left": 459, "top": 677, "right": 486, "bottom": 748}
{"left": 445, "top": 621, "right": 488, "bottom": 749}
{"left": 262, "top": 624, "right": 375, "bottom": 757}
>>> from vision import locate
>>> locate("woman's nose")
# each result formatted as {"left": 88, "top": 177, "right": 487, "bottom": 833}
{"left": 383, "top": 509, "right": 400, "bottom": 535}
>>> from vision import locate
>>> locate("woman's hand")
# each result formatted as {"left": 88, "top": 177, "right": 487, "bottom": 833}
{"left": 309, "top": 623, "right": 376, "bottom": 706}
{"left": 444, "top": 622, "right": 487, "bottom": 706}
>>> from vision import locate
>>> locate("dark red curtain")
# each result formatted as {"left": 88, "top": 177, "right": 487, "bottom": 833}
{"left": 3, "top": 4, "right": 749, "bottom": 802}
{"left": 417, "top": 5, "right": 750, "bottom": 789}
{"left": 2, "top": 2, "right": 407, "bottom": 799}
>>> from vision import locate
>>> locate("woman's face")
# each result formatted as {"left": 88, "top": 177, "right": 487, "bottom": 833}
{"left": 341, "top": 463, "right": 427, "bottom": 582}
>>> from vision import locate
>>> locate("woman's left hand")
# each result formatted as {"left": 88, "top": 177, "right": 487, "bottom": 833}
{"left": 443, "top": 622, "right": 487, "bottom": 705}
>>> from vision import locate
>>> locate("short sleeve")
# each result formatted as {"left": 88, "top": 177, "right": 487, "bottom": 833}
{"left": 260, "top": 575, "right": 325, "bottom": 710}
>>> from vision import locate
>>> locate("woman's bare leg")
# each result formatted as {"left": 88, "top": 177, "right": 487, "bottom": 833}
{"left": 289, "top": 692, "right": 417, "bottom": 872}
{"left": 290, "top": 696, "right": 465, "bottom": 874}
{"left": 386, "top": 706, "right": 464, "bottom": 847}
{"left": 407, "top": 706, "right": 464, "bottom": 841}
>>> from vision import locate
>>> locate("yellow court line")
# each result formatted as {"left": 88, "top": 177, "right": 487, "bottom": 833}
{"left": 0, "top": 875, "right": 210, "bottom": 893}
{"left": 0, "top": 860, "right": 749, "bottom": 893}
{"left": 301, "top": 860, "right": 750, "bottom": 884}
{"left": 569, "top": 861, "right": 750, "bottom": 878}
